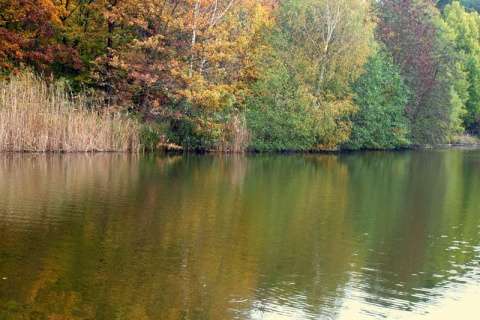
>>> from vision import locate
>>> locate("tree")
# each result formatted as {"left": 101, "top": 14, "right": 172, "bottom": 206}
{"left": 180, "top": 0, "right": 272, "bottom": 115}
{"left": 248, "top": 0, "right": 374, "bottom": 151}
{"left": 95, "top": 0, "right": 269, "bottom": 106}
{"left": 277, "top": 0, "right": 373, "bottom": 99}
{"left": 421, "top": 14, "right": 469, "bottom": 140}
{"left": 0, "top": 0, "right": 81, "bottom": 74}
{"left": 436, "top": 0, "right": 480, "bottom": 13}
{"left": 247, "top": 58, "right": 319, "bottom": 151}
{"left": 90, "top": 0, "right": 273, "bottom": 150}
{"left": 443, "top": 1, "right": 480, "bottom": 133}
{"left": 345, "top": 49, "right": 410, "bottom": 150}
{"left": 376, "top": 0, "right": 463, "bottom": 144}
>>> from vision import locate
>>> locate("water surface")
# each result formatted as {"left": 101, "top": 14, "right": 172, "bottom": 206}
{"left": 1, "top": 149, "right": 479, "bottom": 319}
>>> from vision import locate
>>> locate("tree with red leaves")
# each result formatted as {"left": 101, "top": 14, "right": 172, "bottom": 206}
{"left": 376, "top": 0, "right": 464, "bottom": 144}
{"left": 376, "top": 0, "right": 437, "bottom": 113}
{"left": 0, "top": 0, "right": 81, "bottom": 75}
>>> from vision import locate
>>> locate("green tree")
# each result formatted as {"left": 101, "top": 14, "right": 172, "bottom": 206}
{"left": 427, "top": 14, "right": 469, "bottom": 138}
{"left": 276, "top": 0, "right": 374, "bottom": 99}
{"left": 246, "top": 59, "right": 318, "bottom": 151}
{"left": 437, "top": 0, "right": 480, "bottom": 13}
{"left": 344, "top": 49, "right": 410, "bottom": 150}
{"left": 247, "top": 0, "right": 374, "bottom": 151}
{"left": 443, "top": 1, "right": 480, "bottom": 133}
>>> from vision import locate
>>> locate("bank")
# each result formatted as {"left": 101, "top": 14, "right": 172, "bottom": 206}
{"left": 1, "top": 73, "right": 478, "bottom": 154}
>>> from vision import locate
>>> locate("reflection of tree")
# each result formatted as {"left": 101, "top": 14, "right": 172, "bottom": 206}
{"left": 0, "top": 154, "right": 146, "bottom": 318}
{"left": 342, "top": 149, "right": 480, "bottom": 312}
{"left": 0, "top": 153, "right": 258, "bottom": 319}
{"left": 1, "top": 150, "right": 480, "bottom": 319}
{"left": 0, "top": 153, "right": 357, "bottom": 318}
{"left": 242, "top": 154, "right": 358, "bottom": 318}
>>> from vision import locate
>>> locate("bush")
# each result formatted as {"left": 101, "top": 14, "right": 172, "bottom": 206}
{"left": 343, "top": 50, "right": 411, "bottom": 150}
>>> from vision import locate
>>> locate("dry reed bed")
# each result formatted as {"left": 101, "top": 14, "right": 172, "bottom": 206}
{"left": 0, "top": 73, "right": 140, "bottom": 152}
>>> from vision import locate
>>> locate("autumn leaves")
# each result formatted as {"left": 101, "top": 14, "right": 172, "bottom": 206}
{"left": 1, "top": 0, "right": 479, "bottom": 151}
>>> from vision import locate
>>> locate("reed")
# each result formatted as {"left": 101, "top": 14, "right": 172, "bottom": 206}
{"left": 446, "top": 132, "right": 479, "bottom": 145}
{"left": 0, "top": 72, "right": 140, "bottom": 152}
{"left": 216, "top": 113, "right": 251, "bottom": 153}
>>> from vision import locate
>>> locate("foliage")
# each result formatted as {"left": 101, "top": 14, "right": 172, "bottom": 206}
{"left": 446, "top": 132, "right": 479, "bottom": 144}
{"left": 426, "top": 14, "right": 469, "bottom": 138}
{"left": 276, "top": 0, "right": 374, "bottom": 99}
{"left": 139, "top": 122, "right": 167, "bottom": 152}
{"left": 247, "top": 63, "right": 318, "bottom": 151}
{"left": 1, "top": 0, "right": 479, "bottom": 152}
{"left": 94, "top": 0, "right": 272, "bottom": 113}
{"left": 246, "top": 0, "right": 374, "bottom": 152}
{"left": 247, "top": 59, "right": 358, "bottom": 152}
{"left": 0, "top": 0, "right": 82, "bottom": 75}
{"left": 376, "top": 0, "right": 437, "bottom": 114}
{"left": 436, "top": 0, "right": 480, "bottom": 13}
{"left": 376, "top": 0, "right": 469, "bottom": 144}
{"left": 443, "top": 2, "right": 480, "bottom": 132}
{"left": 170, "top": 112, "right": 222, "bottom": 151}
{"left": 344, "top": 50, "right": 410, "bottom": 150}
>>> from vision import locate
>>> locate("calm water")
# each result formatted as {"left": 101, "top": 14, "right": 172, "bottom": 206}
{"left": 0, "top": 149, "right": 479, "bottom": 319}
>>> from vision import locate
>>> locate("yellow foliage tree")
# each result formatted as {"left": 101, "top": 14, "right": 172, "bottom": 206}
{"left": 184, "top": 0, "right": 273, "bottom": 111}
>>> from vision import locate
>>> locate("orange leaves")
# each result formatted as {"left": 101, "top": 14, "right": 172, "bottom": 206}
{"left": 93, "top": 0, "right": 273, "bottom": 114}
{"left": 0, "top": 0, "right": 82, "bottom": 74}
{"left": 2, "top": 0, "right": 272, "bottom": 125}
{"left": 184, "top": 0, "right": 273, "bottom": 109}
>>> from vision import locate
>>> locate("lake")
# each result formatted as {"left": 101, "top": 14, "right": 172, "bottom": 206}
{"left": 1, "top": 149, "right": 479, "bottom": 319}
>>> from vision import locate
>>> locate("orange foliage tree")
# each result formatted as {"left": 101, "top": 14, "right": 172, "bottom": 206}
{"left": 0, "top": 0, "right": 81, "bottom": 74}
{"left": 96, "top": 0, "right": 272, "bottom": 113}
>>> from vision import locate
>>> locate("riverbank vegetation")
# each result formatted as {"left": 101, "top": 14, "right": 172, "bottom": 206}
{"left": 0, "top": 73, "right": 140, "bottom": 152}
{"left": 0, "top": 0, "right": 479, "bottom": 152}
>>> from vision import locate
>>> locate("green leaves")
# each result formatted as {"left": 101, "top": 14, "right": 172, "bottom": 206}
{"left": 443, "top": 2, "right": 480, "bottom": 131}
{"left": 345, "top": 49, "right": 410, "bottom": 150}
{"left": 246, "top": 63, "right": 318, "bottom": 151}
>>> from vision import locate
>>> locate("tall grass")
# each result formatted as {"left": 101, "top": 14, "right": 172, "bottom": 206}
{"left": 216, "top": 113, "right": 251, "bottom": 153}
{"left": 0, "top": 72, "right": 140, "bottom": 152}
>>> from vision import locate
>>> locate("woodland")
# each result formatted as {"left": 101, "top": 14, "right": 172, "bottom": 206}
{"left": 1, "top": 0, "right": 480, "bottom": 152}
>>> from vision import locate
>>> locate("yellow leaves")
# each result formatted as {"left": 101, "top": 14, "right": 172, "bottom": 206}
{"left": 194, "top": 119, "right": 221, "bottom": 138}
{"left": 51, "top": 1, "right": 69, "bottom": 24}
{"left": 196, "top": 89, "right": 224, "bottom": 110}
{"left": 182, "top": 73, "right": 236, "bottom": 111}
{"left": 282, "top": 0, "right": 374, "bottom": 98}
{"left": 181, "top": 0, "right": 273, "bottom": 110}
{"left": 89, "top": 0, "right": 273, "bottom": 116}
{"left": 313, "top": 97, "right": 358, "bottom": 150}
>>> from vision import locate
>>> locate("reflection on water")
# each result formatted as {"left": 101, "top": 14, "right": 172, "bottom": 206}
{"left": 0, "top": 149, "right": 479, "bottom": 319}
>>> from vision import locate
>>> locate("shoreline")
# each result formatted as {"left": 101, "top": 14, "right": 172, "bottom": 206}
{"left": 1, "top": 143, "right": 478, "bottom": 155}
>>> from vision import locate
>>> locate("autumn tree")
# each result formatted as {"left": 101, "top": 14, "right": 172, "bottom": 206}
{"left": 184, "top": 0, "right": 271, "bottom": 111}
{"left": 0, "top": 0, "right": 81, "bottom": 74}
{"left": 376, "top": 0, "right": 465, "bottom": 144}
{"left": 49, "top": 1, "right": 118, "bottom": 86}
{"left": 92, "top": 0, "right": 272, "bottom": 149}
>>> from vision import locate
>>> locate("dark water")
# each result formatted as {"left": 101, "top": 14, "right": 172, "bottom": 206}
{"left": 0, "top": 149, "right": 479, "bottom": 319}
